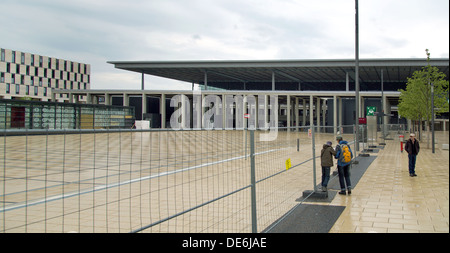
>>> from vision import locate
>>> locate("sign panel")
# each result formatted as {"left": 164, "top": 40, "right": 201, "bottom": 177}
{"left": 366, "top": 106, "right": 376, "bottom": 116}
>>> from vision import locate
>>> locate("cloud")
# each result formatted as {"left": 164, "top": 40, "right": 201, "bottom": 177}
{"left": 0, "top": 0, "right": 448, "bottom": 90}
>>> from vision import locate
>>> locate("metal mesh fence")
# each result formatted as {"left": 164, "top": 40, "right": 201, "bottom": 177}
{"left": 0, "top": 125, "right": 379, "bottom": 233}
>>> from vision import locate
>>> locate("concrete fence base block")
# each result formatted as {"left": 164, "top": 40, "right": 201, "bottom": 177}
{"left": 302, "top": 190, "right": 328, "bottom": 199}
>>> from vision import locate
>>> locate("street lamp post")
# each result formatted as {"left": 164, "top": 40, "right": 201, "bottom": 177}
{"left": 355, "top": 0, "right": 360, "bottom": 152}
{"left": 426, "top": 49, "right": 435, "bottom": 154}
{"left": 431, "top": 82, "right": 435, "bottom": 153}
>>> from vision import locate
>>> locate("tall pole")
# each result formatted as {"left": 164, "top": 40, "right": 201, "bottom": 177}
{"left": 426, "top": 49, "right": 435, "bottom": 154}
{"left": 431, "top": 83, "right": 435, "bottom": 153}
{"left": 381, "top": 69, "right": 385, "bottom": 139}
{"left": 355, "top": 0, "right": 360, "bottom": 151}
{"left": 249, "top": 130, "right": 257, "bottom": 233}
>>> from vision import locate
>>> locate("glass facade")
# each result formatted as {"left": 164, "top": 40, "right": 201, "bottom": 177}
{"left": 0, "top": 99, "right": 134, "bottom": 129}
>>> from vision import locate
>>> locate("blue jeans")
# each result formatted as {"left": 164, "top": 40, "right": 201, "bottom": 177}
{"left": 337, "top": 164, "right": 351, "bottom": 191}
{"left": 408, "top": 154, "right": 417, "bottom": 174}
{"left": 321, "top": 166, "right": 331, "bottom": 187}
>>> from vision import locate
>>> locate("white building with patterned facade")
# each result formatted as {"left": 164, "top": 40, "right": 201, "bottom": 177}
{"left": 0, "top": 48, "right": 90, "bottom": 102}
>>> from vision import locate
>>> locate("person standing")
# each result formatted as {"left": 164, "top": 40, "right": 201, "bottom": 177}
{"left": 320, "top": 141, "right": 337, "bottom": 192}
{"left": 335, "top": 136, "right": 353, "bottom": 195}
{"left": 405, "top": 133, "right": 420, "bottom": 177}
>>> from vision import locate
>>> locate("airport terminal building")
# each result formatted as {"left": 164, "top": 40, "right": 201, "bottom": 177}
{"left": 1, "top": 47, "right": 448, "bottom": 131}
{"left": 52, "top": 58, "right": 449, "bottom": 132}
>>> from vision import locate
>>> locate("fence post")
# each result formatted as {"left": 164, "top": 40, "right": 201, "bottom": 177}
{"left": 311, "top": 125, "right": 317, "bottom": 192}
{"left": 249, "top": 130, "right": 257, "bottom": 233}
{"left": 353, "top": 124, "right": 357, "bottom": 158}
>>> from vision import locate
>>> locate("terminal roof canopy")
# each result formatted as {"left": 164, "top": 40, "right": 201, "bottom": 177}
{"left": 108, "top": 58, "right": 449, "bottom": 91}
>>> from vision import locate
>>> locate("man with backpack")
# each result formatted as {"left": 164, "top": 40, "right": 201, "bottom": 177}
{"left": 335, "top": 135, "right": 353, "bottom": 195}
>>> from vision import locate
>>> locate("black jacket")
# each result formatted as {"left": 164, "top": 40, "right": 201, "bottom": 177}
{"left": 405, "top": 138, "right": 420, "bottom": 155}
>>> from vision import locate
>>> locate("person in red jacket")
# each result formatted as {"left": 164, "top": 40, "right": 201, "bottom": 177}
{"left": 404, "top": 133, "right": 420, "bottom": 177}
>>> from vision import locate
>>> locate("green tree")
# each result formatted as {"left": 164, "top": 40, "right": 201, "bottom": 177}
{"left": 398, "top": 49, "right": 449, "bottom": 148}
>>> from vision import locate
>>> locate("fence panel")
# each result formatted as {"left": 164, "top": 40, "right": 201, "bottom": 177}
{"left": 1, "top": 126, "right": 360, "bottom": 233}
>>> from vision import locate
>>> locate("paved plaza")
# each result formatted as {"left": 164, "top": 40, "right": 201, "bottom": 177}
{"left": 328, "top": 132, "right": 449, "bottom": 233}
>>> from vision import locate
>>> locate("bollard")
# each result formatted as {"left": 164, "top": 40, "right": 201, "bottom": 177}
{"left": 399, "top": 135, "right": 404, "bottom": 152}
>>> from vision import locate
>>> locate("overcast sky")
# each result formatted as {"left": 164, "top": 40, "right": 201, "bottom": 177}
{"left": 1, "top": 0, "right": 449, "bottom": 90}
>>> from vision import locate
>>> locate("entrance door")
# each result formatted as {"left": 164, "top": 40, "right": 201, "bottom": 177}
{"left": 11, "top": 106, "right": 26, "bottom": 128}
